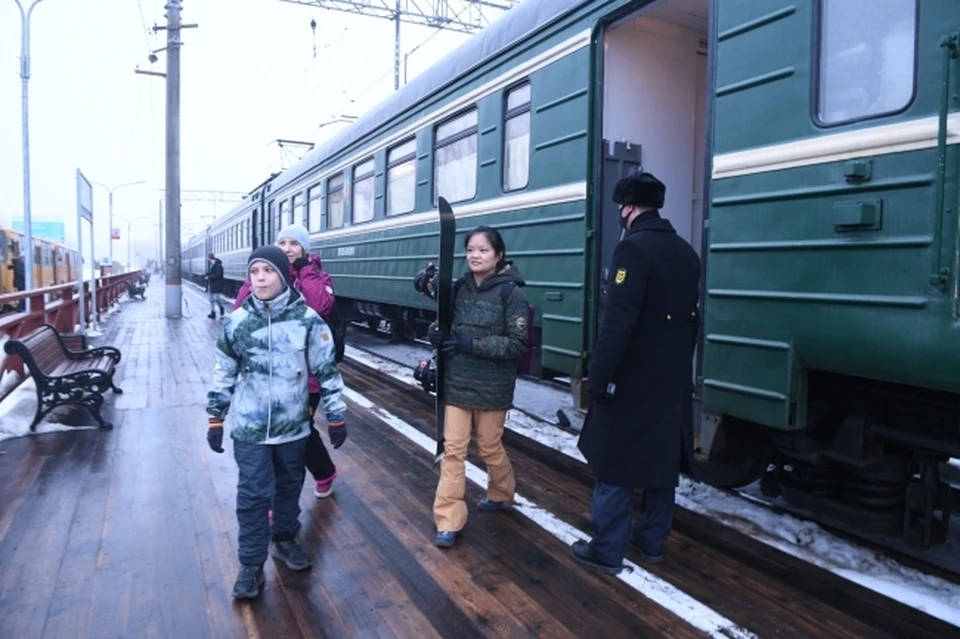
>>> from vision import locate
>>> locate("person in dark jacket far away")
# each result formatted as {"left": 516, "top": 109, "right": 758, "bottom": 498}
{"left": 428, "top": 226, "right": 530, "bottom": 549}
{"left": 8, "top": 253, "right": 26, "bottom": 312}
{"left": 204, "top": 252, "right": 225, "bottom": 319}
{"left": 571, "top": 171, "right": 701, "bottom": 575}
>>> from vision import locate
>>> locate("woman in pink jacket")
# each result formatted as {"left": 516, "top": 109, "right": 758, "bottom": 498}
{"left": 235, "top": 224, "right": 340, "bottom": 498}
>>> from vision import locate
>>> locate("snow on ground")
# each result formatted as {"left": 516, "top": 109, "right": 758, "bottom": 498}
{"left": 346, "top": 345, "right": 960, "bottom": 627}
{"left": 344, "top": 331, "right": 585, "bottom": 431}
{"left": 0, "top": 377, "right": 97, "bottom": 443}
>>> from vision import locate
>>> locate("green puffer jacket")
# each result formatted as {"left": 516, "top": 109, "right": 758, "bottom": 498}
{"left": 445, "top": 262, "right": 529, "bottom": 411}
{"left": 206, "top": 286, "right": 346, "bottom": 445}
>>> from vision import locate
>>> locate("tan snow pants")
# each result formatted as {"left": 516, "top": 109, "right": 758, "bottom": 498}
{"left": 433, "top": 405, "right": 516, "bottom": 531}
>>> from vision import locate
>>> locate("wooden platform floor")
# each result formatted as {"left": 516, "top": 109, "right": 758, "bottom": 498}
{"left": 0, "top": 284, "right": 954, "bottom": 639}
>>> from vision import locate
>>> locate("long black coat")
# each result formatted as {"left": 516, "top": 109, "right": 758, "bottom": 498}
{"left": 577, "top": 212, "right": 701, "bottom": 488}
{"left": 206, "top": 258, "right": 224, "bottom": 294}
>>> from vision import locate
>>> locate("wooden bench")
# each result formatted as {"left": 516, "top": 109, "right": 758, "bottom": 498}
{"left": 3, "top": 324, "right": 123, "bottom": 430}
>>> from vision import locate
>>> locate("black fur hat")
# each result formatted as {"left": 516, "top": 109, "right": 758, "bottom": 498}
{"left": 612, "top": 171, "right": 665, "bottom": 209}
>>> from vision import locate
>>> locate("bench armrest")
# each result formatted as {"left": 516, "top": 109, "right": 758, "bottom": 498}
{"left": 67, "top": 345, "right": 122, "bottom": 364}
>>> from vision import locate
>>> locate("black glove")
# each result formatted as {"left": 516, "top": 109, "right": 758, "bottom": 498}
{"left": 207, "top": 418, "right": 225, "bottom": 453}
{"left": 292, "top": 257, "right": 310, "bottom": 272}
{"left": 427, "top": 322, "right": 443, "bottom": 349}
{"left": 441, "top": 328, "right": 473, "bottom": 356}
{"left": 328, "top": 420, "right": 347, "bottom": 449}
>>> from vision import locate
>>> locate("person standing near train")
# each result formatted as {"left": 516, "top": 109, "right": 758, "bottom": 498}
{"left": 234, "top": 224, "right": 343, "bottom": 499}
{"left": 9, "top": 252, "right": 26, "bottom": 311}
{"left": 205, "top": 252, "right": 226, "bottom": 319}
{"left": 571, "top": 172, "right": 701, "bottom": 574}
{"left": 427, "top": 225, "right": 529, "bottom": 548}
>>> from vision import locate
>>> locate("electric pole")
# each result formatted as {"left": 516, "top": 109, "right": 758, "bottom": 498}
{"left": 154, "top": 1, "right": 196, "bottom": 318}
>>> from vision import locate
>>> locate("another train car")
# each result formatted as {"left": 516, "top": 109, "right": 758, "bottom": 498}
{"left": 0, "top": 226, "right": 63, "bottom": 296}
{"left": 184, "top": 0, "right": 960, "bottom": 557}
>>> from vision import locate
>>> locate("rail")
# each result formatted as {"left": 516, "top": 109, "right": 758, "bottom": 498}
{"left": 0, "top": 270, "right": 142, "bottom": 402}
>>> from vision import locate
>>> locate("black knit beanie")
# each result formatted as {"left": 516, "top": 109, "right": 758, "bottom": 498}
{"left": 247, "top": 246, "right": 289, "bottom": 289}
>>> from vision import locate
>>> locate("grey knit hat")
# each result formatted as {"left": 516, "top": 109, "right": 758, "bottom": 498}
{"left": 277, "top": 224, "right": 310, "bottom": 252}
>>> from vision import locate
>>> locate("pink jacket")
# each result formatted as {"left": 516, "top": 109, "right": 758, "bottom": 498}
{"left": 235, "top": 253, "right": 336, "bottom": 394}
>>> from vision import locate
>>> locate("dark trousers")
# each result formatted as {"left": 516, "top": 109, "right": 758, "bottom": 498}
{"left": 588, "top": 480, "right": 676, "bottom": 566}
{"left": 305, "top": 393, "right": 336, "bottom": 481}
{"left": 233, "top": 437, "right": 308, "bottom": 566}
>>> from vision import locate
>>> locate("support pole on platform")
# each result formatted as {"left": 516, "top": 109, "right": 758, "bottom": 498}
{"left": 155, "top": 0, "right": 197, "bottom": 318}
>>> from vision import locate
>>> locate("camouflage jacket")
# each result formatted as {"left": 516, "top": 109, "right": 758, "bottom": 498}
{"left": 206, "top": 286, "right": 346, "bottom": 445}
{"left": 445, "top": 263, "right": 529, "bottom": 411}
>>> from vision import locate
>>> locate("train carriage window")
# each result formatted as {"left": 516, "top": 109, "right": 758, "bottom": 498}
{"left": 0, "top": 231, "right": 6, "bottom": 262}
{"left": 308, "top": 185, "right": 322, "bottom": 232}
{"left": 278, "top": 200, "right": 288, "bottom": 232}
{"left": 434, "top": 108, "right": 478, "bottom": 204}
{"left": 816, "top": 0, "right": 916, "bottom": 125}
{"left": 504, "top": 83, "right": 531, "bottom": 191}
{"left": 352, "top": 159, "right": 375, "bottom": 224}
{"left": 293, "top": 193, "right": 304, "bottom": 226}
{"left": 387, "top": 139, "right": 416, "bottom": 216}
{"left": 328, "top": 174, "right": 345, "bottom": 230}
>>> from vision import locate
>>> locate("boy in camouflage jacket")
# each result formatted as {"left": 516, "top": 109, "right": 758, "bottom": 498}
{"left": 206, "top": 246, "right": 347, "bottom": 599}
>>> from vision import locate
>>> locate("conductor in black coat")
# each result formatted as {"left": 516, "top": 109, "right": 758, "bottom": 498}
{"left": 571, "top": 172, "right": 701, "bottom": 575}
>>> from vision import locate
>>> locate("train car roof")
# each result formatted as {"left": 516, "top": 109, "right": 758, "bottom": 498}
{"left": 268, "top": 0, "right": 587, "bottom": 195}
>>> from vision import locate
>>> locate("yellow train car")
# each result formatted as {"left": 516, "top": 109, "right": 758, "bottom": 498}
{"left": 0, "top": 226, "right": 70, "bottom": 296}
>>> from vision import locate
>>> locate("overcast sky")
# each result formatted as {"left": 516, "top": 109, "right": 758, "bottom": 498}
{"left": 0, "top": 0, "right": 480, "bottom": 266}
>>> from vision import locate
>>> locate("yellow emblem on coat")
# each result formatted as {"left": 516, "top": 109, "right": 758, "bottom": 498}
{"left": 321, "top": 331, "right": 331, "bottom": 342}
{"left": 614, "top": 268, "right": 627, "bottom": 285}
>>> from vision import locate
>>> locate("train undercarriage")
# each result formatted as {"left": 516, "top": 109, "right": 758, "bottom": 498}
{"left": 693, "top": 371, "right": 960, "bottom": 553}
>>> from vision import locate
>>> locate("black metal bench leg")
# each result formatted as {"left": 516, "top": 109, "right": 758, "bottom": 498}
{"left": 29, "top": 396, "right": 46, "bottom": 432}
{"left": 110, "top": 377, "right": 124, "bottom": 395}
{"left": 86, "top": 395, "right": 113, "bottom": 430}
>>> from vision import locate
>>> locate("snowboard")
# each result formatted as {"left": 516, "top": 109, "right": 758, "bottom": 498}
{"left": 434, "top": 196, "right": 456, "bottom": 465}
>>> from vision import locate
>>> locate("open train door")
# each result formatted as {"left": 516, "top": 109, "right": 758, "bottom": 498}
{"left": 594, "top": 140, "right": 642, "bottom": 337}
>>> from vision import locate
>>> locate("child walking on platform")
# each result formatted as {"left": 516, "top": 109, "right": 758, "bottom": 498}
{"left": 206, "top": 245, "right": 347, "bottom": 599}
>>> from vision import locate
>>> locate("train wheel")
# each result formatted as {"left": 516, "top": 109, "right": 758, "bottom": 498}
{"left": 690, "top": 417, "right": 767, "bottom": 488}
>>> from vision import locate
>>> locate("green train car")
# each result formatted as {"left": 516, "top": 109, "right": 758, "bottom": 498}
{"left": 185, "top": 0, "right": 959, "bottom": 556}
{"left": 700, "top": 0, "right": 960, "bottom": 556}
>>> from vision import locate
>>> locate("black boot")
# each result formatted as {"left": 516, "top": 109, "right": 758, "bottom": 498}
{"left": 219, "top": 304, "right": 225, "bottom": 318}
{"left": 232, "top": 564, "right": 265, "bottom": 599}
{"left": 207, "top": 311, "right": 216, "bottom": 319}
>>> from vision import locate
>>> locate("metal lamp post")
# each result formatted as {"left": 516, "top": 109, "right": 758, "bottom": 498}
{"left": 14, "top": 0, "right": 45, "bottom": 294}
{"left": 90, "top": 180, "right": 146, "bottom": 269}
{"left": 112, "top": 213, "right": 151, "bottom": 270}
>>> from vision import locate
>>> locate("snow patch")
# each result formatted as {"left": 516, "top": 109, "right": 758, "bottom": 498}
{"left": 0, "top": 377, "right": 98, "bottom": 442}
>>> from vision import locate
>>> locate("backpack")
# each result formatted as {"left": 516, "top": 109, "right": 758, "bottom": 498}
{"left": 451, "top": 278, "right": 535, "bottom": 375}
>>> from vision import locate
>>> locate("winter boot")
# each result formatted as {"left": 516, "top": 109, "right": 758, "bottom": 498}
{"left": 314, "top": 470, "right": 338, "bottom": 498}
{"left": 270, "top": 539, "right": 312, "bottom": 571}
{"left": 207, "top": 311, "right": 216, "bottom": 319}
{"left": 232, "top": 564, "right": 265, "bottom": 599}
{"left": 219, "top": 304, "right": 225, "bottom": 318}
